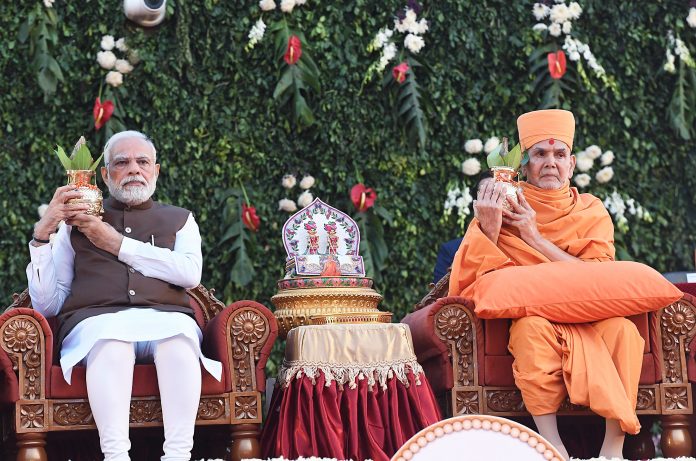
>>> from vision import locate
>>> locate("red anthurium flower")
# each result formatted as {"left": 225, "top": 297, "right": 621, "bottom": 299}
{"left": 93, "top": 97, "right": 114, "bottom": 131}
{"left": 242, "top": 204, "right": 261, "bottom": 232}
{"left": 284, "top": 35, "right": 302, "bottom": 65}
{"left": 547, "top": 50, "right": 567, "bottom": 80}
{"left": 350, "top": 184, "right": 377, "bottom": 212}
{"left": 392, "top": 62, "right": 410, "bottom": 84}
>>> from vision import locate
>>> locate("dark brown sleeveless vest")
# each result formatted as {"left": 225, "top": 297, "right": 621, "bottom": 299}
{"left": 58, "top": 197, "right": 195, "bottom": 345}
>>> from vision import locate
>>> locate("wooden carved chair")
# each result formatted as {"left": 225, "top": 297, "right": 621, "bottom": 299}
{"left": 0, "top": 285, "right": 278, "bottom": 461}
{"left": 402, "top": 270, "right": 696, "bottom": 458}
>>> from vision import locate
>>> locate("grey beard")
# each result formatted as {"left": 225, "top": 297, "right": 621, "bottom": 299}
{"left": 106, "top": 175, "right": 157, "bottom": 206}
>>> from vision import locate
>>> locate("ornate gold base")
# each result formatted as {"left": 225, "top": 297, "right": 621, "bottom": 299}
{"left": 272, "top": 286, "right": 390, "bottom": 338}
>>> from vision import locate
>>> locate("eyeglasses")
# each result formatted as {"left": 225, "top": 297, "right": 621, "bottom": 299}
{"left": 106, "top": 155, "right": 154, "bottom": 172}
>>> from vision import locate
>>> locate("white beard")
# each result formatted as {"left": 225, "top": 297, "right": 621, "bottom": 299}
{"left": 106, "top": 173, "right": 157, "bottom": 206}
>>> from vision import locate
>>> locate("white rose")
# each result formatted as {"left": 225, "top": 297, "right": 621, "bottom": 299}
{"left": 585, "top": 144, "right": 602, "bottom": 159}
{"left": 280, "top": 0, "right": 295, "bottom": 13}
{"left": 101, "top": 35, "right": 115, "bottom": 51}
{"left": 455, "top": 196, "right": 467, "bottom": 209}
{"left": 461, "top": 158, "right": 481, "bottom": 176}
{"left": 97, "top": 51, "right": 117, "bottom": 70}
{"left": 548, "top": 23, "right": 562, "bottom": 37}
{"left": 115, "top": 38, "right": 128, "bottom": 52}
{"left": 411, "top": 18, "right": 429, "bottom": 35}
{"left": 573, "top": 173, "right": 591, "bottom": 188}
{"left": 281, "top": 174, "right": 297, "bottom": 189}
{"left": 259, "top": 0, "right": 276, "bottom": 10}
{"left": 664, "top": 60, "right": 676, "bottom": 74}
{"left": 43, "top": 0, "right": 54, "bottom": 8}
{"left": 595, "top": 166, "right": 614, "bottom": 184}
{"left": 464, "top": 139, "right": 483, "bottom": 154}
{"left": 532, "top": 23, "right": 548, "bottom": 33}
{"left": 297, "top": 190, "right": 313, "bottom": 208}
{"left": 600, "top": 150, "right": 614, "bottom": 166}
{"left": 549, "top": 4, "right": 570, "bottom": 24}
{"left": 278, "top": 198, "right": 298, "bottom": 212}
{"left": 37, "top": 204, "right": 49, "bottom": 218}
{"left": 569, "top": 51, "right": 581, "bottom": 61}
{"left": 115, "top": 59, "right": 134, "bottom": 74}
{"left": 575, "top": 153, "right": 594, "bottom": 172}
{"left": 404, "top": 34, "right": 425, "bottom": 54}
{"left": 532, "top": 3, "right": 550, "bottom": 21}
{"left": 484, "top": 136, "right": 500, "bottom": 154}
{"left": 688, "top": 8, "right": 696, "bottom": 28}
{"left": 569, "top": 2, "right": 582, "bottom": 19}
{"left": 562, "top": 21, "right": 572, "bottom": 35}
{"left": 299, "top": 175, "right": 315, "bottom": 189}
{"left": 105, "top": 70, "right": 124, "bottom": 88}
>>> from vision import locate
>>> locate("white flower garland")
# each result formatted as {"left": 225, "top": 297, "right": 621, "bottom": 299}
{"left": 663, "top": 30, "right": 695, "bottom": 74}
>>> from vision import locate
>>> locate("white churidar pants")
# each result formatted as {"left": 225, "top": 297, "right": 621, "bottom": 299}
{"left": 85, "top": 335, "right": 202, "bottom": 461}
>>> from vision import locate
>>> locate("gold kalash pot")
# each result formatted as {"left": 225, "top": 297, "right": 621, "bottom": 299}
{"left": 57, "top": 136, "right": 104, "bottom": 216}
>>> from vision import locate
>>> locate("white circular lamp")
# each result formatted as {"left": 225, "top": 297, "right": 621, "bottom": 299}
{"left": 123, "top": 0, "right": 167, "bottom": 27}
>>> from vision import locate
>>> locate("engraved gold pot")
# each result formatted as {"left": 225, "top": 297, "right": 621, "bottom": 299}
{"left": 272, "top": 286, "right": 388, "bottom": 338}
{"left": 491, "top": 166, "right": 519, "bottom": 211}
{"left": 66, "top": 170, "right": 104, "bottom": 216}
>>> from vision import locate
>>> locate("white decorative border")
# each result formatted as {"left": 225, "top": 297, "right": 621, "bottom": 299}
{"left": 391, "top": 414, "right": 564, "bottom": 461}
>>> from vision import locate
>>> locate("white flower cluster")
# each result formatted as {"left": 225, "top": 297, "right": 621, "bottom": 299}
{"left": 603, "top": 190, "right": 652, "bottom": 233}
{"left": 369, "top": 3, "right": 428, "bottom": 73}
{"left": 247, "top": 19, "right": 267, "bottom": 49}
{"left": 444, "top": 185, "right": 473, "bottom": 220}
{"left": 461, "top": 136, "right": 499, "bottom": 176}
{"left": 688, "top": 8, "right": 696, "bottom": 29}
{"left": 663, "top": 31, "right": 695, "bottom": 74}
{"left": 279, "top": 174, "right": 315, "bottom": 212}
{"left": 562, "top": 36, "right": 606, "bottom": 77}
{"left": 531, "top": 1, "right": 582, "bottom": 38}
{"left": 572, "top": 144, "right": 615, "bottom": 188}
{"left": 464, "top": 136, "right": 500, "bottom": 154}
{"left": 248, "top": 0, "right": 306, "bottom": 48}
{"left": 97, "top": 35, "right": 137, "bottom": 88}
{"left": 43, "top": 0, "right": 55, "bottom": 8}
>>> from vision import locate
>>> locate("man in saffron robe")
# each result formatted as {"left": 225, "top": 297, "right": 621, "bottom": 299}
{"left": 448, "top": 109, "right": 643, "bottom": 460}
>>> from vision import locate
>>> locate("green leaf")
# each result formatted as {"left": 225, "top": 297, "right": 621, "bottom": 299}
{"left": 55, "top": 146, "right": 72, "bottom": 170}
{"left": 71, "top": 143, "right": 93, "bottom": 170}
{"left": 486, "top": 144, "right": 504, "bottom": 168}
{"left": 37, "top": 68, "right": 56, "bottom": 94}
{"left": 89, "top": 152, "right": 104, "bottom": 171}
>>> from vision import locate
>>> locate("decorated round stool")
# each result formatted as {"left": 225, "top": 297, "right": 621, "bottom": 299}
{"left": 392, "top": 415, "right": 565, "bottom": 461}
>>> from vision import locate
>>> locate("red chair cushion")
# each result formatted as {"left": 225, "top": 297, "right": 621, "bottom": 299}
{"left": 49, "top": 364, "right": 225, "bottom": 399}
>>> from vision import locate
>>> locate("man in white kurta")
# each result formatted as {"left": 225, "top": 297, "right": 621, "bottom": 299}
{"left": 27, "top": 130, "right": 221, "bottom": 461}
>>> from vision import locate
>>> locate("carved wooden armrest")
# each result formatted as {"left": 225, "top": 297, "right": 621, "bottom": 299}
{"left": 654, "top": 293, "right": 696, "bottom": 413}
{"left": 203, "top": 300, "right": 278, "bottom": 424}
{"left": 0, "top": 308, "right": 52, "bottom": 403}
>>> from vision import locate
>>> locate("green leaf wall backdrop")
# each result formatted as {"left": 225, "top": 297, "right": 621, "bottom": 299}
{"left": 2, "top": 1, "right": 696, "bottom": 326}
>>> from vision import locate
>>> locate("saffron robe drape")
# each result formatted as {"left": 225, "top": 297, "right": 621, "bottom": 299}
{"left": 448, "top": 181, "right": 642, "bottom": 434}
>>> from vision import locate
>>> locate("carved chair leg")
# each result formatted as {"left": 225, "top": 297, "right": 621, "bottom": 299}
{"left": 230, "top": 423, "right": 260, "bottom": 461}
{"left": 661, "top": 414, "right": 693, "bottom": 458}
{"left": 623, "top": 417, "right": 655, "bottom": 460}
{"left": 15, "top": 432, "right": 47, "bottom": 461}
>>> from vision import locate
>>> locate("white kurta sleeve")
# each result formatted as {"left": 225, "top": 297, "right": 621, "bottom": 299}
{"left": 26, "top": 224, "right": 75, "bottom": 318}
{"left": 117, "top": 213, "right": 203, "bottom": 289}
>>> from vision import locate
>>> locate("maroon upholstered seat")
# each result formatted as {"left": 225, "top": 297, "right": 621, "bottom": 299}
{"left": 0, "top": 286, "right": 278, "bottom": 461}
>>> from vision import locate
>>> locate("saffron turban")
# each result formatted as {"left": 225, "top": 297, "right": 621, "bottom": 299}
{"left": 517, "top": 109, "right": 575, "bottom": 151}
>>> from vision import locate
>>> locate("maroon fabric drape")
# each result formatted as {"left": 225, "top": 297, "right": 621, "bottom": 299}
{"left": 260, "top": 371, "right": 441, "bottom": 461}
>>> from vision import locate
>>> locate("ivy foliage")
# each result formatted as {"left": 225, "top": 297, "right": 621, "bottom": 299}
{"left": 1, "top": 0, "right": 695, "bottom": 334}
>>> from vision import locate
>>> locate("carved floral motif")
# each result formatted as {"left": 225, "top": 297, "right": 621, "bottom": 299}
{"left": 19, "top": 404, "right": 44, "bottom": 429}
{"left": 636, "top": 388, "right": 656, "bottom": 411}
{"left": 54, "top": 403, "right": 94, "bottom": 426}
{"left": 3, "top": 319, "right": 38, "bottom": 352}
{"left": 455, "top": 391, "right": 479, "bottom": 414}
{"left": 665, "top": 386, "right": 690, "bottom": 411}
{"left": 198, "top": 398, "right": 226, "bottom": 420}
{"left": 486, "top": 390, "right": 526, "bottom": 413}
{"left": 129, "top": 401, "right": 162, "bottom": 423}
{"left": 234, "top": 395, "right": 258, "bottom": 420}
{"left": 663, "top": 302, "right": 696, "bottom": 336}
{"left": 232, "top": 311, "right": 266, "bottom": 344}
